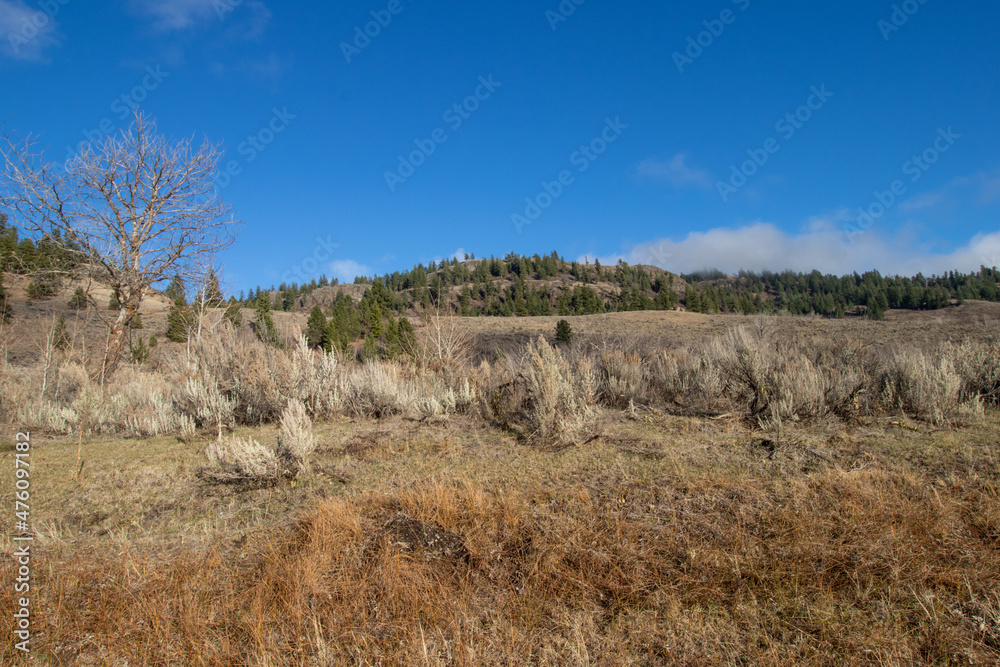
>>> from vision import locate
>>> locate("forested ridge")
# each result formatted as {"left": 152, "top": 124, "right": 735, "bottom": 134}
{"left": 241, "top": 250, "right": 1000, "bottom": 322}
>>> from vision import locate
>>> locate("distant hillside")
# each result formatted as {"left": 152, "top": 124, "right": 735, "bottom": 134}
{"left": 244, "top": 251, "right": 1000, "bottom": 321}
{"left": 249, "top": 253, "right": 684, "bottom": 318}
{"left": 3, "top": 230, "right": 1000, "bottom": 366}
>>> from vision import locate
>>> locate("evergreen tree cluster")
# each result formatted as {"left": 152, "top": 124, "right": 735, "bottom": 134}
{"left": 679, "top": 267, "right": 1000, "bottom": 318}
{"left": 303, "top": 282, "right": 415, "bottom": 360}
{"left": 243, "top": 253, "right": 682, "bottom": 319}
{"left": 1, "top": 213, "right": 86, "bottom": 300}
{"left": 241, "top": 273, "right": 338, "bottom": 313}
{"left": 242, "top": 251, "right": 1000, "bottom": 321}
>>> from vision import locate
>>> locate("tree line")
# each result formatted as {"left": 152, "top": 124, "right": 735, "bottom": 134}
{"left": 242, "top": 251, "right": 1000, "bottom": 321}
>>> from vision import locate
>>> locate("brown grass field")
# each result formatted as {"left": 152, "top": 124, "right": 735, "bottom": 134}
{"left": 2, "top": 298, "right": 1000, "bottom": 665}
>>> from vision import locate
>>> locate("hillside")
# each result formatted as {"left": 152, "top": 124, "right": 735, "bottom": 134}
{"left": 247, "top": 252, "right": 1000, "bottom": 323}
{"left": 4, "top": 267, "right": 1000, "bottom": 368}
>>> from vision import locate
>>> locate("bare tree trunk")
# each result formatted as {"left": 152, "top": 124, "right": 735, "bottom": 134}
{"left": 101, "top": 293, "right": 142, "bottom": 378}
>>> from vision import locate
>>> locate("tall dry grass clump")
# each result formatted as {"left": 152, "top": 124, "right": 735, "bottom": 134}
{"left": 596, "top": 349, "right": 646, "bottom": 409}
{"left": 710, "top": 319, "right": 827, "bottom": 425}
{"left": 880, "top": 346, "right": 983, "bottom": 425}
{"left": 202, "top": 435, "right": 280, "bottom": 486}
{"left": 276, "top": 398, "right": 315, "bottom": 477}
{"left": 339, "top": 361, "right": 415, "bottom": 418}
{"left": 948, "top": 340, "right": 1000, "bottom": 406}
{"left": 521, "top": 336, "right": 596, "bottom": 444}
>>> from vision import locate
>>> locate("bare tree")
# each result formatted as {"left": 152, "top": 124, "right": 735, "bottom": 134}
{"left": 1, "top": 112, "right": 240, "bottom": 376}
{"left": 418, "top": 309, "right": 472, "bottom": 367}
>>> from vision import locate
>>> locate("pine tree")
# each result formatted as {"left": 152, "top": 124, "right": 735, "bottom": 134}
{"left": 383, "top": 317, "right": 401, "bottom": 358}
{"left": 131, "top": 336, "right": 149, "bottom": 364}
{"left": 254, "top": 292, "right": 279, "bottom": 347}
{"left": 654, "top": 287, "right": 678, "bottom": 310}
{"left": 108, "top": 290, "right": 121, "bottom": 310}
{"left": 367, "top": 301, "right": 383, "bottom": 339}
{"left": 685, "top": 284, "right": 702, "bottom": 313}
{"left": 306, "top": 305, "right": 327, "bottom": 348}
{"left": 203, "top": 269, "right": 223, "bottom": 307}
{"left": 166, "top": 296, "right": 191, "bottom": 342}
{"left": 15, "top": 238, "right": 36, "bottom": 272}
{"left": 26, "top": 274, "right": 58, "bottom": 300}
{"left": 69, "top": 286, "right": 88, "bottom": 310}
{"left": 555, "top": 319, "right": 573, "bottom": 346}
{"left": 0, "top": 213, "right": 15, "bottom": 272}
{"left": 459, "top": 286, "right": 472, "bottom": 316}
{"left": 398, "top": 316, "right": 416, "bottom": 356}
{"left": 702, "top": 284, "right": 719, "bottom": 314}
{"left": 52, "top": 315, "right": 70, "bottom": 350}
{"left": 0, "top": 274, "right": 10, "bottom": 323}
{"left": 360, "top": 333, "right": 378, "bottom": 361}
{"left": 164, "top": 273, "right": 186, "bottom": 302}
{"left": 223, "top": 296, "right": 243, "bottom": 327}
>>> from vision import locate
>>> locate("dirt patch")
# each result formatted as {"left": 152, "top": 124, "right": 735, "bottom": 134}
{"left": 378, "top": 514, "right": 470, "bottom": 562}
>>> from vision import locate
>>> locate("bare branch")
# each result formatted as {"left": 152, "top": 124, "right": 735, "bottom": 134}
{"left": 1, "top": 111, "right": 242, "bottom": 376}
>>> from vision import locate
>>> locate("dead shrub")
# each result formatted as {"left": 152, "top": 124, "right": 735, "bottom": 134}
{"left": 648, "top": 346, "right": 726, "bottom": 411}
{"left": 520, "top": 336, "right": 596, "bottom": 444}
{"left": 186, "top": 322, "right": 291, "bottom": 424}
{"left": 597, "top": 349, "right": 646, "bottom": 409}
{"left": 276, "top": 399, "right": 315, "bottom": 477}
{"left": 418, "top": 313, "right": 473, "bottom": 371}
{"left": 175, "top": 377, "right": 235, "bottom": 430}
{"left": 340, "top": 361, "right": 416, "bottom": 418}
{"left": 289, "top": 335, "right": 342, "bottom": 418}
{"left": 948, "top": 340, "right": 1000, "bottom": 406}
{"left": 880, "top": 347, "right": 982, "bottom": 425}
{"left": 709, "top": 322, "right": 831, "bottom": 426}
{"left": 202, "top": 435, "right": 280, "bottom": 486}
{"left": 474, "top": 358, "right": 527, "bottom": 430}
{"left": 823, "top": 365, "right": 871, "bottom": 422}
{"left": 107, "top": 368, "right": 182, "bottom": 437}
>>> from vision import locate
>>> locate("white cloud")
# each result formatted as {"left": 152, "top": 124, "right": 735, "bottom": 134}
{"left": 441, "top": 248, "right": 468, "bottom": 262}
{"left": 329, "top": 259, "right": 371, "bottom": 284}
{"left": 132, "top": 0, "right": 270, "bottom": 32}
{"left": 211, "top": 52, "right": 291, "bottom": 80}
{"left": 226, "top": 0, "right": 270, "bottom": 40}
{"left": 635, "top": 153, "right": 711, "bottom": 189}
{"left": 607, "top": 222, "right": 1000, "bottom": 277}
{"left": 0, "top": 0, "right": 62, "bottom": 61}
{"left": 974, "top": 169, "right": 1000, "bottom": 203}
{"left": 897, "top": 167, "right": 1000, "bottom": 213}
{"left": 132, "top": 0, "right": 217, "bottom": 29}
{"left": 900, "top": 192, "right": 943, "bottom": 212}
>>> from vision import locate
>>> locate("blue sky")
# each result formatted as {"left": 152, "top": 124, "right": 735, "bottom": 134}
{"left": 2, "top": 0, "right": 999, "bottom": 292}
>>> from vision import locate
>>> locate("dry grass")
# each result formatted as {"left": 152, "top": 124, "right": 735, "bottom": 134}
{"left": 3, "top": 455, "right": 999, "bottom": 665}
{"left": 2, "top": 304, "right": 1000, "bottom": 664}
{"left": 4, "top": 307, "right": 1000, "bottom": 440}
